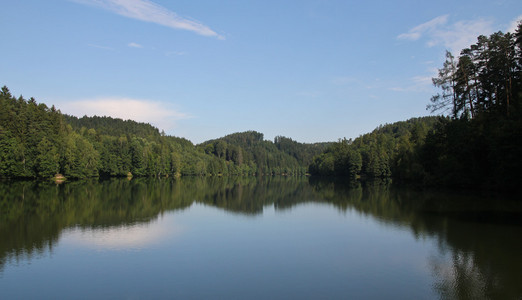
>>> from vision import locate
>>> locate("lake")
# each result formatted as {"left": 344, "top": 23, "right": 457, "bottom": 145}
{"left": 1, "top": 177, "right": 521, "bottom": 299}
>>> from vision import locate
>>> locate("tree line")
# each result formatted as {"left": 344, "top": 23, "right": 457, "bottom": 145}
{"left": 0, "top": 89, "right": 327, "bottom": 179}
{"left": 310, "top": 23, "right": 522, "bottom": 190}
{"left": 429, "top": 27, "right": 521, "bottom": 119}
{"left": 308, "top": 117, "right": 439, "bottom": 180}
{"left": 199, "top": 131, "right": 329, "bottom": 176}
{"left": 2, "top": 23, "right": 520, "bottom": 189}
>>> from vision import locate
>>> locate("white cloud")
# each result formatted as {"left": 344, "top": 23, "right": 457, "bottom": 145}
{"left": 433, "top": 18, "right": 494, "bottom": 53}
{"left": 507, "top": 15, "right": 522, "bottom": 33}
{"left": 73, "top": 0, "right": 224, "bottom": 39}
{"left": 398, "top": 15, "right": 495, "bottom": 54}
{"left": 127, "top": 42, "right": 143, "bottom": 48}
{"left": 59, "top": 97, "right": 192, "bottom": 132}
{"left": 398, "top": 15, "right": 449, "bottom": 41}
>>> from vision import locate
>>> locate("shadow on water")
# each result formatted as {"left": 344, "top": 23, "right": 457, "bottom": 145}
{"left": 1, "top": 177, "right": 521, "bottom": 299}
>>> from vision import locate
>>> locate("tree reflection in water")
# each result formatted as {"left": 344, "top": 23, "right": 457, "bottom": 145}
{"left": 1, "top": 177, "right": 521, "bottom": 299}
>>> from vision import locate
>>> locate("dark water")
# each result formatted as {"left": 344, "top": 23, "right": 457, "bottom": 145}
{"left": 1, "top": 177, "right": 521, "bottom": 299}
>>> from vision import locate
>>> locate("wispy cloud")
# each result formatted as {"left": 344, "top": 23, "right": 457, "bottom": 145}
{"left": 73, "top": 0, "right": 224, "bottom": 39}
{"left": 433, "top": 18, "right": 494, "bottom": 53}
{"left": 507, "top": 15, "right": 522, "bottom": 33}
{"left": 59, "top": 97, "right": 192, "bottom": 131}
{"left": 165, "top": 51, "right": 187, "bottom": 57}
{"left": 398, "top": 15, "right": 495, "bottom": 53}
{"left": 332, "top": 76, "right": 360, "bottom": 86}
{"left": 398, "top": 15, "right": 449, "bottom": 41}
{"left": 390, "top": 73, "right": 436, "bottom": 93}
{"left": 127, "top": 42, "right": 143, "bottom": 48}
{"left": 390, "top": 66, "right": 438, "bottom": 93}
{"left": 88, "top": 43, "right": 115, "bottom": 51}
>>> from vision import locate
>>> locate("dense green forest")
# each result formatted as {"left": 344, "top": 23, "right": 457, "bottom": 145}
{"left": 198, "top": 132, "right": 329, "bottom": 175}
{"left": 1, "top": 25, "right": 521, "bottom": 190}
{"left": 311, "top": 24, "right": 522, "bottom": 190}
{"left": 309, "top": 116, "right": 439, "bottom": 180}
{"left": 0, "top": 89, "right": 327, "bottom": 178}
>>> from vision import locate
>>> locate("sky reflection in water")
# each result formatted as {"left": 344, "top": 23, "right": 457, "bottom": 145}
{"left": 1, "top": 177, "right": 521, "bottom": 299}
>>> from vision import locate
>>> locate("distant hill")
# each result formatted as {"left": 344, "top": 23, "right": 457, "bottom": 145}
{"left": 198, "top": 131, "right": 330, "bottom": 175}
{"left": 309, "top": 116, "right": 440, "bottom": 179}
{"left": 64, "top": 115, "right": 162, "bottom": 140}
{"left": 1, "top": 86, "right": 330, "bottom": 178}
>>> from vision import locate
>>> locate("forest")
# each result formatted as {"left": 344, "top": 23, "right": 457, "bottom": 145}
{"left": 0, "top": 90, "right": 328, "bottom": 178}
{"left": 1, "top": 25, "right": 521, "bottom": 190}
{"left": 310, "top": 24, "right": 522, "bottom": 190}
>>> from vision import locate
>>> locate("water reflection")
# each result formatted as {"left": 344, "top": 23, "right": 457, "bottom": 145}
{"left": 63, "top": 219, "right": 183, "bottom": 251}
{"left": 1, "top": 177, "right": 521, "bottom": 299}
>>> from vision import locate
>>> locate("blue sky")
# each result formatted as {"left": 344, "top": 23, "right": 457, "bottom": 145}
{"left": 1, "top": 0, "right": 521, "bottom": 144}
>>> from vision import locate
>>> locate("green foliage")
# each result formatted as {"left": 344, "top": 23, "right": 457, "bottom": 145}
{"left": 36, "top": 137, "right": 59, "bottom": 177}
{"left": 415, "top": 115, "right": 522, "bottom": 189}
{"left": 61, "top": 132, "right": 99, "bottom": 178}
{"left": 410, "top": 25, "right": 522, "bottom": 190}
{"left": 310, "top": 25, "right": 522, "bottom": 191}
{"left": 3, "top": 23, "right": 520, "bottom": 189}
{"left": 65, "top": 115, "right": 161, "bottom": 141}
{"left": 309, "top": 117, "right": 438, "bottom": 180}
{"left": 1, "top": 87, "right": 328, "bottom": 178}
{"left": 0, "top": 129, "right": 21, "bottom": 176}
{"left": 429, "top": 27, "right": 522, "bottom": 119}
{"left": 0, "top": 87, "right": 65, "bottom": 178}
{"left": 198, "top": 131, "right": 327, "bottom": 175}
{"left": 274, "top": 135, "right": 330, "bottom": 166}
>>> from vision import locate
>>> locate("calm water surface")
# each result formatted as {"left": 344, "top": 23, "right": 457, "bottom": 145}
{"left": 1, "top": 177, "right": 521, "bottom": 299}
